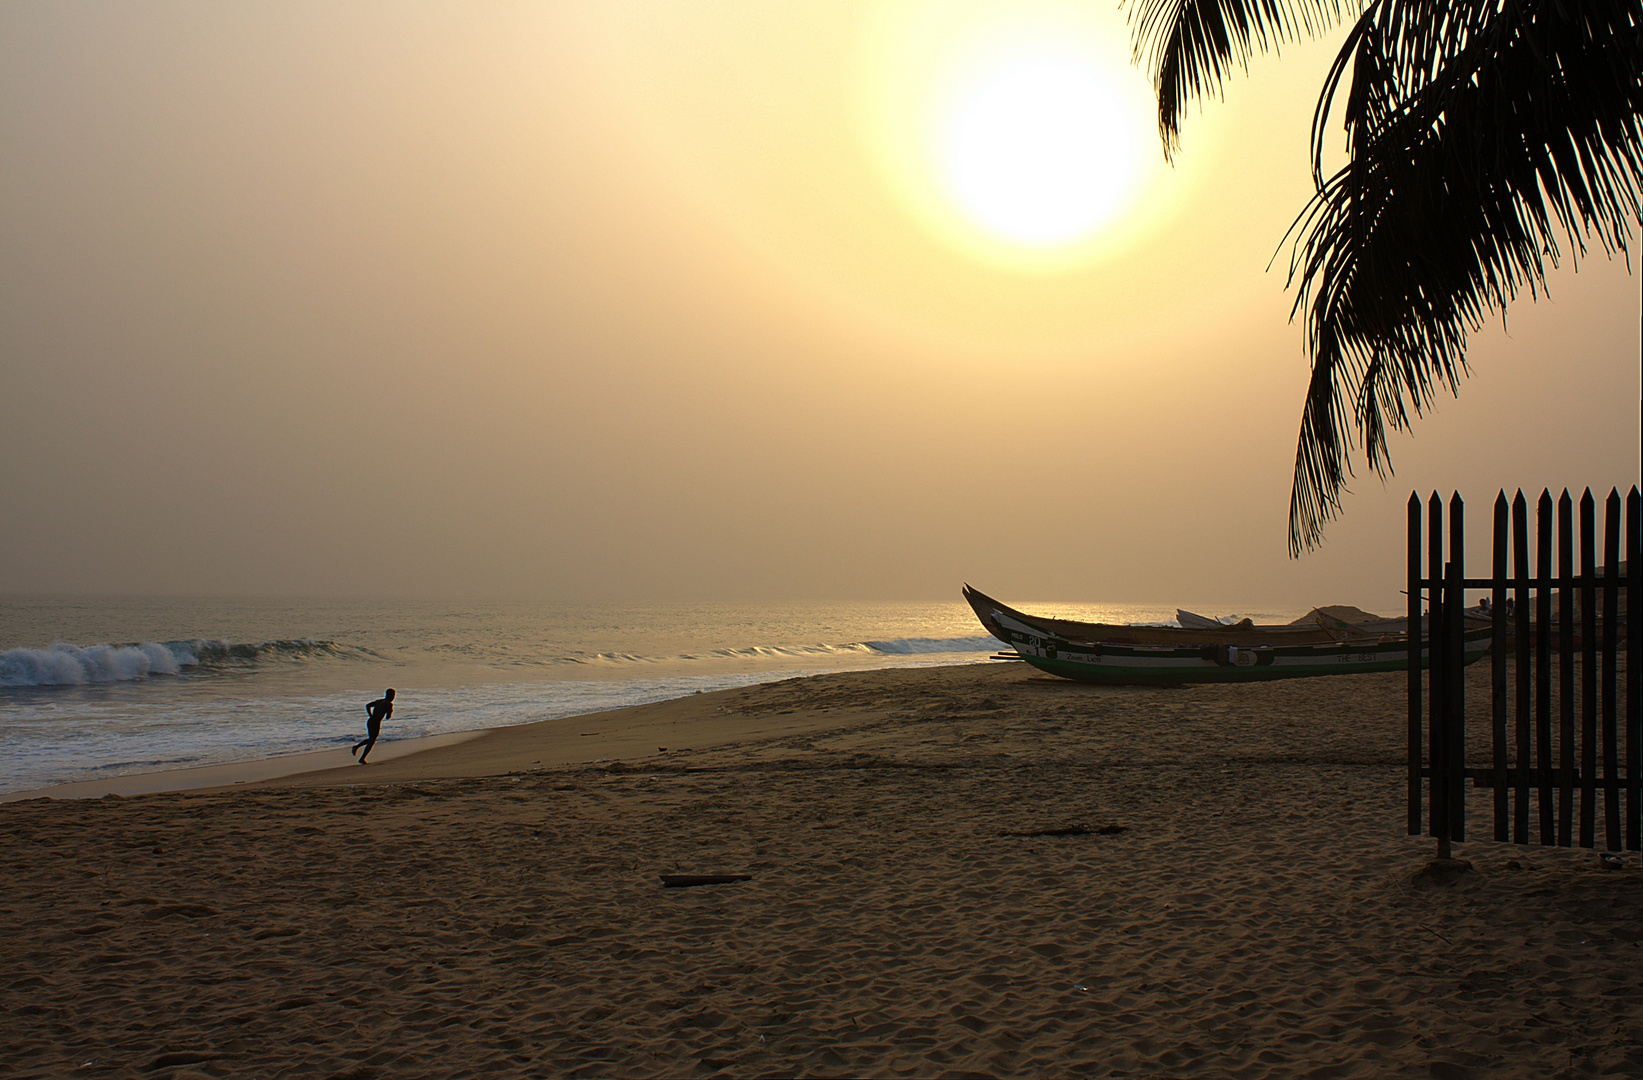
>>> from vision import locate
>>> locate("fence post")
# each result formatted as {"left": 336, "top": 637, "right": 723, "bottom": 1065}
{"left": 1581, "top": 489, "right": 1597, "bottom": 848}
{"left": 1512, "top": 490, "right": 1531, "bottom": 844}
{"left": 1445, "top": 558, "right": 1472, "bottom": 848}
{"left": 1603, "top": 490, "right": 1621, "bottom": 850}
{"left": 1628, "top": 487, "right": 1641, "bottom": 852}
{"left": 1445, "top": 492, "right": 1467, "bottom": 846}
{"left": 1536, "top": 491, "right": 1554, "bottom": 844}
{"left": 1559, "top": 490, "right": 1575, "bottom": 846}
{"left": 1428, "top": 493, "right": 1448, "bottom": 854}
{"left": 1408, "top": 493, "right": 1423, "bottom": 836}
{"left": 1492, "top": 492, "right": 1509, "bottom": 841}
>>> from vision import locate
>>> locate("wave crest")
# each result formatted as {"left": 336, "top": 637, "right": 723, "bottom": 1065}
{"left": 186, "top": 639, "right": 376, "bottom": 664}
{"left": 560, "top": 634, "right": 1001, "bottom": 667}
{"left": 0, "top": 642, "right": 191, "bottom": 687}
{"left": 0, "top": 637, "right": 375, "bottom": 687}
{"left": 864, "top": 635, "right": 1001, "bottom": 655}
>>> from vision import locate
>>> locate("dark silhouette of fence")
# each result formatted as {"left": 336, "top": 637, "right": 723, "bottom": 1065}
{"left": 1409, "top": 487, "right": 1639, "bottom": 857}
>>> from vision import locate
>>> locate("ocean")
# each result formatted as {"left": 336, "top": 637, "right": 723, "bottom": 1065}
{"left": 0, "top": 595, "right": 1253, "bottom": 796}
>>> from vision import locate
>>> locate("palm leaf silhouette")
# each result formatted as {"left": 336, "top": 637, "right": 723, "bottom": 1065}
{"left": 1130, "top": 0, "right": 1643, "bottom": 553}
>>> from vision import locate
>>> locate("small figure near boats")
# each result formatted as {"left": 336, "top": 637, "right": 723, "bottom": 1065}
{"left": 352, "top": 688, "right": 395, "bottom": 764}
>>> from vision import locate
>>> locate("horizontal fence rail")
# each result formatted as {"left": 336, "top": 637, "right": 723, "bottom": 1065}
{"left": 1409, "top": 487, "right": 1639, "bottom": 854}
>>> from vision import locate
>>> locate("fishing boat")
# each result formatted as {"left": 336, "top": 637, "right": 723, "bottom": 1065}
{"left": 964, "top": 585, "right": 1491, "bottom": 686}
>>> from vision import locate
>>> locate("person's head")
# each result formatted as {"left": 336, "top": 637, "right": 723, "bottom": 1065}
{"left": 385, "top": 688, "right": 395, "bottom": 700}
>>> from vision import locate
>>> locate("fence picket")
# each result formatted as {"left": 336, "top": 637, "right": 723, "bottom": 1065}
{"left": 1492, "top": 493, "right": 1509, "bottom": 841}
{"left": 1559, "top": 491, "right": 1574, "bottom": 848}
{"left": 1410, "top": 486, "right": 1639, "bottom": 856}
{"left": 1447, "top": 494, "right": 1467, "bottom": 843}
{"left": 1537, "top": 491, "right": 1554, "bottom": 844}
{"left": 1629, "top": 488, "right": 1641, "bottom": 851}
{"left": 1581, "top": 490, "right": 1597, "bottom": 849}
{"left": 1603, "top": 490, "right": 1621, "bottom": 851}
{"left": 1429, "top": 493, "right": 1446, "bottom": 845}
{"left": 1407, "top": 493, "right": 1423, "bottom": 837}
{"left": 1512, "top": 491, "right": 1530, "bottom": 843}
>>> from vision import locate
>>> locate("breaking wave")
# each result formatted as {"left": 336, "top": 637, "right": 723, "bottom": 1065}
{"left": 0, "top": 638, "right": 377, "bottom": 687}
{"left": 560, "top": 634, "right": 1002, "bottom": 667}
{"left": 863, "top": 635, "right": 1000, "bottom": 655}
{"left": 0, "top": 632, "right": 1000, "bottom": 687}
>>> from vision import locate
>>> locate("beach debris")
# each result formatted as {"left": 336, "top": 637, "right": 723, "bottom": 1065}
{"left": 1411, "top": 858, "right": 1476, "bottom": 888}
{"left": 142, "top": 903, "right": 220, "bottom": 920}
{"left": 659, "top": 874, "right": 752, "bottom": 888}
{"left": 999, "top": 824, "right": 1127, "bottom": 838}
{"left": 147, "top": 1051, "right": 222, "bottom": 1070}
{"left": 1599, "top": 853, "right": 1625, "bottom": 870}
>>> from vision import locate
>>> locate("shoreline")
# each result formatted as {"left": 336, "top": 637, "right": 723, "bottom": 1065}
{"left": 4, "top": 660, "right": 1637, "bottom": 1078}
{"left": 0, "top": 728, "right": 489, "bottom": 803}
{"left": 1, "top": 667, "right": 900, "bottom": 803}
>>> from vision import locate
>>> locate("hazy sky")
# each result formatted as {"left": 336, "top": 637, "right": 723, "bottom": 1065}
{"left": 3, "top": 1, "right": 1638, "bottom": 611}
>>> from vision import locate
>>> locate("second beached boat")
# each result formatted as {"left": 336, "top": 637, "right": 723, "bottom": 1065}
{"left": 964, "top": 585, "right": 1490, "bottom": 686}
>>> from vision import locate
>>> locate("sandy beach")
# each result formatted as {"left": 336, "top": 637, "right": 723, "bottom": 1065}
{"left": 4, "top": 661, "right": 1639, "bottom": 1079}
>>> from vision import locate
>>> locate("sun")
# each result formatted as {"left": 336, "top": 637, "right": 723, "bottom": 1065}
{"left": 860, "top": 1, "right": 1168, "bottom": 272}
{"left": 936, "top": 50, "right": 1140, "bottom": 249}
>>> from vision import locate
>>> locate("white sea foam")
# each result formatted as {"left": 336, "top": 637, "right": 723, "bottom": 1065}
{"left": 0, "top": 642, "right": 202, "bottom": 687}
{"left": 0, "top": 638, "right": 383, "bottom": 687}
{"left": 865, "top": 635, "right": 999, "bottom": 654}
{"left": 0, "top": 633, "right": 1000, "bottom": 688}
{"left": 576, "top": 636, "right": 1001, "bottom": 666}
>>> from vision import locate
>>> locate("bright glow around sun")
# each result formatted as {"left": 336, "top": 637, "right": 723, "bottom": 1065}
{"left": 936, "top": 52, "right": 1139, "bottom": 247}
{"left": 859, "top": 1, "right": 1181, "bottom": 273}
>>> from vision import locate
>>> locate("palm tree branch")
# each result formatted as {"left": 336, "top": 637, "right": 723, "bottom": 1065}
{"left": 1284, "top": 0, "right": 1643, "bottom": 552}
{"left": 1128, "top": 0, "right": 1355, "bottom": 158}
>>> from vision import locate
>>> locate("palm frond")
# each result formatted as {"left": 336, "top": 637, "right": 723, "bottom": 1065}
{"left": 1128, "top": 0, "right": 1353, "bottom": 158}
{"left": 1285, "top": 0, "right": 1643, "bottom": 554}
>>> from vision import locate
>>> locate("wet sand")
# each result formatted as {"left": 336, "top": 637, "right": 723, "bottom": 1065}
{"left": 3, "top": 662, "right": 1639, "bottom": 1078}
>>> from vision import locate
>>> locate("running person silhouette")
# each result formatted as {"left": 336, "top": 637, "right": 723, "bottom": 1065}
{"left": 352, "top": 689, "right": 395, "bottom": 764}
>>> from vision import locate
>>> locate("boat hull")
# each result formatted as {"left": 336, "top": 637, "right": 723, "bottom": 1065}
{"left": 976, "top": 594, "right": 1490, "bottom": 686}
{"left": 1009, "top": 640, "right": 1471, "bottom": 685}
